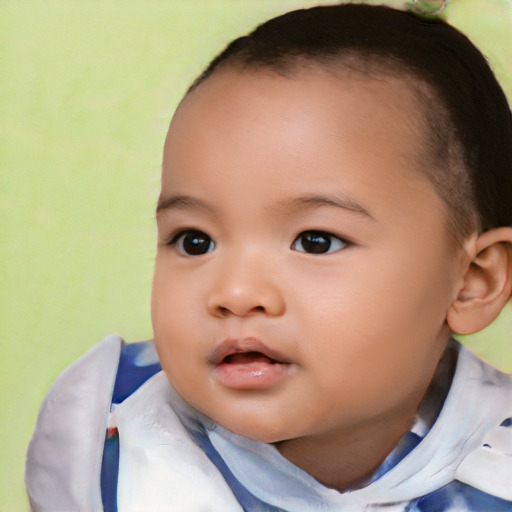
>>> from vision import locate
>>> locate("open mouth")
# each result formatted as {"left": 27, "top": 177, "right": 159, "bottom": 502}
{"left": 222, "top": 351, "right": 281, "bottom": 365}
{"left": 211, "top": 339, "right": 293, "bottom": 390}
{"left": 209, "top": 338, "right": 291, "bottom": 366}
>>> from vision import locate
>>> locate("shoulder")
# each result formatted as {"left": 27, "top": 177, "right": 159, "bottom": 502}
{"left": 454, "top": 343, "right": 512, "bottom": 501}
{"left": 26, "top": 335, "right": 123, "bottom": 511}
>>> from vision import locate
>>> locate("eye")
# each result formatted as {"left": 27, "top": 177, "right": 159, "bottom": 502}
{"left": 168, "top": 229, "right": 215, "bottom": 256}
{"left": 291, "top": 230, "right": 349, "bottom": 254}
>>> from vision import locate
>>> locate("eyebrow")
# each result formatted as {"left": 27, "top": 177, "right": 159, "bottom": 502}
{"left": 156, "top": 192, "right": 375, "bottom": 220}
{"left": 156, "top": 194, "right": 214, "bottom": 215}
{"left": 278, "top": 193, "right": 375, "bottom": 220}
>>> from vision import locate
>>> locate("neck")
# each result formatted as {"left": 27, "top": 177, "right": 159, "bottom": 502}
{"left": 275, "top": 404, "right": 418, "bottom": 491}
{"left": 275, "top": 344, "right": 457, "bottom": 491}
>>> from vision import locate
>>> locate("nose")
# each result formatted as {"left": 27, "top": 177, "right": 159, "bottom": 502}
{"left": 206, "top": 253, "right": 286, "bottom": 318}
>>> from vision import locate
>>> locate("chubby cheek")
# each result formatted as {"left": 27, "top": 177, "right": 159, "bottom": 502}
{"left": 297, "top": 264, "right": 450, "bottom": 408}
{"left": 151, "top": 265, "right": 201, "bottom": 381}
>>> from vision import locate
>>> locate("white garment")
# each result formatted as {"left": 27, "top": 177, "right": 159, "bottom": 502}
{"left": 26, "top": 336, "right": 512, "bottom": 511}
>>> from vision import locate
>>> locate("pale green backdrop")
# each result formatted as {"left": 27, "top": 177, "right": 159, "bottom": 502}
{"left": 1, "top": 1, "right": 511, "bottom": 510}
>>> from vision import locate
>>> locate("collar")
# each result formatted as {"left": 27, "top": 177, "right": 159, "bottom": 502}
{"left": 113, "top": 340, "right": 512, "bottom": 510}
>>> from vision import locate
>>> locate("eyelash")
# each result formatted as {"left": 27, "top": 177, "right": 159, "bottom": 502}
{"left": 291, "top": 230, "right": 350, "bottom": 254}
{"left": 165, "top": 229, "right": 351, "bottom": 256}
{"left": 166, "top": 229, "right": 216, "bottom": 256}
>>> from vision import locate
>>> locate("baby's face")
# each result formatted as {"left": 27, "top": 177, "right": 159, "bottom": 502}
{"left": 152, "top": 68, "right": 464, "bottom": 443}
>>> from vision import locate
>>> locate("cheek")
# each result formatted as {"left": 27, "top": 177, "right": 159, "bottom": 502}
{"left": 152, "top": 294, "right": 206, "bottom": 406}
{"left": 293, "top": 252, "right": 451, "bottom": 376}
{"left": 152, "top": 259, "right": 202, "bottom": 326}
{"left": 151, "top": 263, "right": 198, "bottom": 371}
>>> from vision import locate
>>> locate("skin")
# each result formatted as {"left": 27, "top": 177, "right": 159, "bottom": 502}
{"left": 151, "top": 67, "right": 468, "bottom": 490}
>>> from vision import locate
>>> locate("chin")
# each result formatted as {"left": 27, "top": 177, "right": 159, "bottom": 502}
{"left": 216, "top": 415, "right": 296, "bottom": 444}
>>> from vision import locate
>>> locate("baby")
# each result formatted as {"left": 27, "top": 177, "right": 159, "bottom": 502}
{"left": 26, "top": 3, "right": 512, "bottom": 511}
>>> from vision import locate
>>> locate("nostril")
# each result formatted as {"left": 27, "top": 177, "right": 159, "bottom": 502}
{"left": 217, "top": 306, "right": 231, "bottom": 317}
{"left": 215, "top": 304, "right": 266, "bottom": 318}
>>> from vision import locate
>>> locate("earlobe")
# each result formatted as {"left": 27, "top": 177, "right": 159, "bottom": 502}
{"left": 447, "top": 228, "right": 512, "bottom": 335}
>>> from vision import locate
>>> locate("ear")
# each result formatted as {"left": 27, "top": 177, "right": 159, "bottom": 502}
{"left": 447, "top": 227, "right": 512, "bottom": 335}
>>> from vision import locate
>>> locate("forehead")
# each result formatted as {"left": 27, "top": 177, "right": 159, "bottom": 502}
{"left": 163, "top": 67, "right": 430, "bottom": 195}
{"left": 167, "top": 67, "right": 425, "bottom": 160}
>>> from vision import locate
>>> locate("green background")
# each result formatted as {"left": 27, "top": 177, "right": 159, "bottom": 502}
{"left": 1, "top": 1, "right": 511, "bottom": 509}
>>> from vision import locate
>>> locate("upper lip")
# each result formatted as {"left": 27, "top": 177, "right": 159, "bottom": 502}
{"left": 208, "top": 337, "right": 292, "bottom": 366}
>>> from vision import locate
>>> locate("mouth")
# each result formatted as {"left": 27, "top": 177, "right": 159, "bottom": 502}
{"left": 209, "top": 338, "right": 294, "bottom": 390}
{"left": 209, "top": 338, "right": 292, "bottom": 366}
{"left": 222, "top": 351, "right": 282, "bottom": 365}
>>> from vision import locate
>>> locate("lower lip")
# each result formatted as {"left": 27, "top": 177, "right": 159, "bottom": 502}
{"left": 213, "top": 358, "right": 293, "bottom": 390}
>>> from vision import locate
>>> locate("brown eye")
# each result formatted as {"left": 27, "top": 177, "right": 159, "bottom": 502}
{"left": 291, "top": 230, "right": 348, "bottom": 254}
{"left": 171, "top": 230, "right": 215, "bottom": 256}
